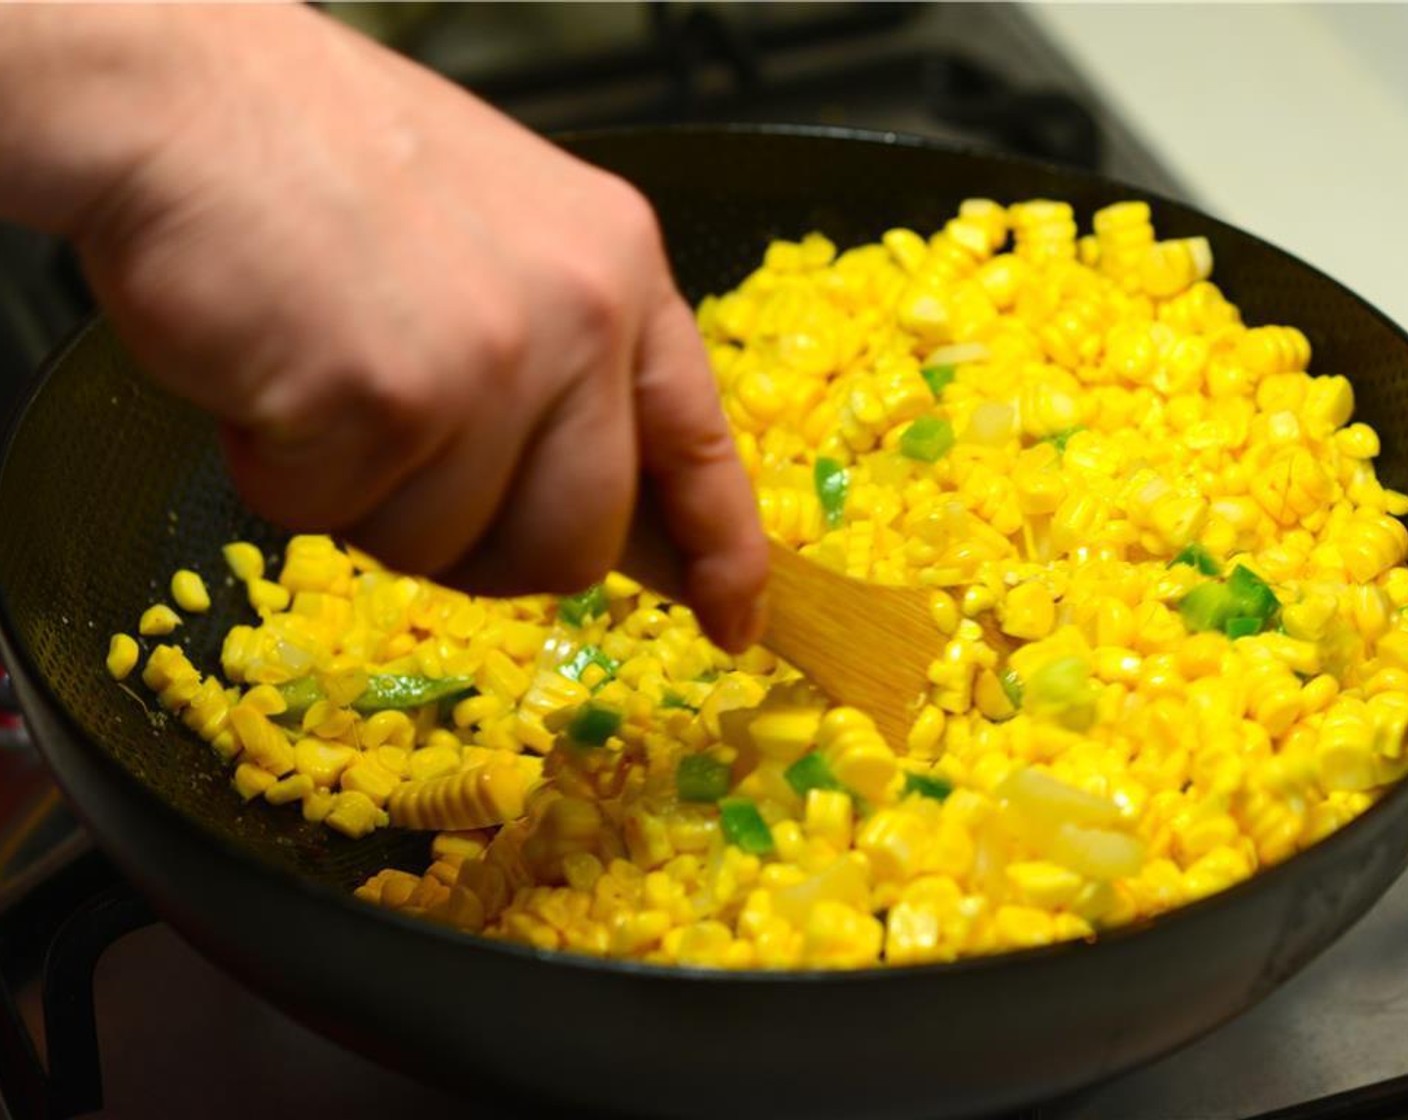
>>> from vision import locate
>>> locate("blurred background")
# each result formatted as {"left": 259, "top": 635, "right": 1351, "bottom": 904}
{"left": 3, "top": 2, "right": 1405, "bottom": 433}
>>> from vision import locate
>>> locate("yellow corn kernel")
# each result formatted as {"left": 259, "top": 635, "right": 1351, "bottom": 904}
{"left": 1183, "top": 846, "right": 1253, "bottom": 900}
{"left": 293, "top": 738, "right": 356, "bottom": 787}
{"left": 1335, "top": 423, "right": 1380, "bottom": 460}
{"left": 817, "top": 708, "right": 899, "bottom": 803}
{"left": 1342, "top": 513, "right": 1408, "bottom": 583}
{"left": 974, "top": 669, "right": 1017, "bottom": 721}
{"left": 339, "top": 757, "right": 401, "bottom": 807}
{"left": 241, "top": 683, "right": 288, "bottom": 717}
{"left": 265, "top": 772, "right": 314, "bottom": 806}
{"left": 228, "top": 704, "right": 295, "bottom": 775}
{"left": 362, "top": 869, "right": 418, "bottom": 909}
{"left": 170, "top": 569, "right": 211, "bottom": 613}
{"left": 222, "top": 541, "right": 265, "bottom": 582}
{"left": 138, "top": 604, "right": 181, "bottom": 636}
{"left": 248, "top": 578, "right": 291, "bottom": 613}
{"left": 1281, "top": 594, "right": 1337, "bottom": 642}
{"left": 961, "top": 585, "right": 999, "bottom": 618}
{"left": 1139, "top": 238, "right": 1212, "bottom": 298}
{"left": 407, "top": 743, "right": 462, "bottom": 783}
{"left": 142, "top": 643, "right": 201, "bottom": 708}
{"left": 1315, "top": 701, "right": 1377, "bottom": 791}
{"left": 525, "top": 797, "right": 609, "bottom": 879}
{"left": 324, "top": 790, "right": 388, "bottom": 839}
{"left": 883, "top": 228, "right": 930, "bottom": 274}
{"left": 1001, "top": 581, "right": 1056, "bottom": 640}
{"left": 856, "top": 810, "right": 928, "bottom": 883}
{"left": 619, "top": 805, "right": 675, "bottom": 872}
{"left": 749, "top": 708, "right": 822, "bottom": 763}
{"left": 609, "top": 909, "right": 672, "bottom": 956}
{"left": 278, "top": 535, "right": 353, "bottom": 593}
{"left": 562, "top": 851, "right": 606, "bottom": 893}
{"left": 389, "top": 755, "right": 541, "bottom": 830}
{"left": 299, "top": 789, "right": 333, "bottom": 823}
{"left": 905, "top": 705, "right": 947, "bottom": 758}
{"left": 106, "top": 633, "right": 140, "bottom": 680}
{"left": 1238, "top": 326, "right": 1310, "bottom": 377}
{"left": 427, "top": 886, "right": 487, "bottom": 934}
{"left": 362, "top": 709, "right": 416, "bottom": 750}
{"left": 299, "top": 699, "right": 353, "bottom": 742}
{"left": 1302, "top": 374, "right": 1354, "bottom": 439}
{"left": 803, "top": 789, "right": 854, "bottom": 851}
{"left": 1005, "top": 860, "right": 1084, "bottom": 909}
{"left": 480, "top": 649, "right": 531, "bottom": 703}
{"left": 993, "top": 905, "right": 1057, "bottom": 948}
{"left": 233, "top": 762, "right": 277, "bottom": 801}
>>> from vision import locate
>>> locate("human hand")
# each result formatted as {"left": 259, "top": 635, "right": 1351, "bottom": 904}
{"left": 0, "top": 5, "right": 767, "bottom": 650}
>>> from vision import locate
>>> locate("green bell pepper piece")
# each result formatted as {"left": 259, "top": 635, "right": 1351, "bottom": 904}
{"left": 567, "top": 701, "right": 622, "bottom": 746}
{"left": 559, "top": 645, "right": 619, "bottom": 685}
{"left": 921, "top": 364, "right": 957, "bottom": 398}
{"left": 1169, "top": 543, "right": 1220, "bottom": 576}
{"left": 354, "top": 675, "right": 475, "bottom": 714}
{"left": 899, "top": 416, "right": 956, "bottom": 463}
{"left": 277, "top": 674, "right": 474, "bottom": 718}
{"left": 814, "top": 457, "right": 849, "bottom": 530}
{"left": 558, "top": 584, "right": 608, "bottom": 627}
{"left": 1224, "top": 616, "right": 1263, "bottom": 640}
{"left": 904, "top": 772, "right": 954, "bottom": 801}
{"left": 1043, "top": 426, "right": 1085, "bottom": 453}
{"left": 676, "top": 755, "right": 733, "bottom": 802}
{"left": 784, "top": 752, "right": 843, "bottom": 797}
{"left": 1178, "top": 565, "right": 1280, "bottom": 636}
{"left": 1000, "top": 669, "right": 1024, "bottom": 710}
{"left": 719, "top": 797, "right": 775, "bottom": 856}
{"left": 1227, "top": 564, "right": 1279, "bottom": 622}
{"left": 1178, "top": 581, "right": 1235, "bottom": 633}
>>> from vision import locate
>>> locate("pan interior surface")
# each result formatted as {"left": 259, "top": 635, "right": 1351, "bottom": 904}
{"left": 3, "top": 125, "right": 1408, "bottom": 942}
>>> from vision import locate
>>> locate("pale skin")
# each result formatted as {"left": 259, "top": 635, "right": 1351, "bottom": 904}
{"left": 0, "top": 4, "right": 769, "bottom": 651}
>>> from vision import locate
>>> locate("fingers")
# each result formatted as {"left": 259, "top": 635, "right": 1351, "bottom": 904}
{"left": 444, "top": 365, "right": 637, "bottom": 597}
{"left": 633, "top": 295, "right": 770, "bottom": 652}
{"left": 333, "top": 412, "right": 530, "bottom": 578}
{"left": 217, "top": 371, "right": 446, "bottom": 534}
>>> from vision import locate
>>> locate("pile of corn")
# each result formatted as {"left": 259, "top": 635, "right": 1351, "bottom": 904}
{"left": 111, "top": 197, "right": 1408, "bottom": 970}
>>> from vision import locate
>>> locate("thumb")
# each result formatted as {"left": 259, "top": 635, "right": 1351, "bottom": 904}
{"left": 631, "top": 294, "right": 769, "bottom": 652}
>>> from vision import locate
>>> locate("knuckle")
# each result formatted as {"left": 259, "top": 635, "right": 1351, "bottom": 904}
{"left": 594, "top": 171, "right": 664, "bottom": 259}
{"left": 564, "top": 258, "right": 629, "bottom": 340}
{"left": 357, "top": 359, "right": 442, "bottom": 446}
{"left": 469, "top": 297, "right": 530, "bottom": 375}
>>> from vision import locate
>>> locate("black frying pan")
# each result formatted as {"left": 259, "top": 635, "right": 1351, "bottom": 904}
{"left": 4, "top": 126, "right": 1408, "bottom": 1120}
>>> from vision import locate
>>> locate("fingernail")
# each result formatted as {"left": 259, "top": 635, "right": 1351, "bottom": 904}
{"left": 732, "top": 590, "right": 769, "bottom": 652}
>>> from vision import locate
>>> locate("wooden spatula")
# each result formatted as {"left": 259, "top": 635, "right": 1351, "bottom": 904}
{"left": 621, "top": 506, "right": 945, "bottom": 747}
{"left": 757, "top": 538, "right": 943, "bottom": 747}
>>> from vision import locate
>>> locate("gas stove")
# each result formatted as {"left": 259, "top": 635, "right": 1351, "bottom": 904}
{"left": 0, "top": 6, "right": 1403, "bottom": 1119}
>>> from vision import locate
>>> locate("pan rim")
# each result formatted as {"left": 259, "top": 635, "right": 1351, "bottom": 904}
{"left": 3, "top": 121, "right": 1408, "bottom": 987}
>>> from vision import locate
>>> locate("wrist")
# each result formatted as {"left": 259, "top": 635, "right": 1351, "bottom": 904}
{"left": 0, "top": 4, "right": 319, "bottom": 241}
{"left": 0, "top": 6, "right": 196, "bottom": 236}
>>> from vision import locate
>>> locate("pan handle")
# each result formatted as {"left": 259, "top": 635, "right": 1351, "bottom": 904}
{"left": 0, "top": 666, "right": 17, "bottom": 715}
{"left": 0, "top": 849, "right": 154, "bottom": 1119}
